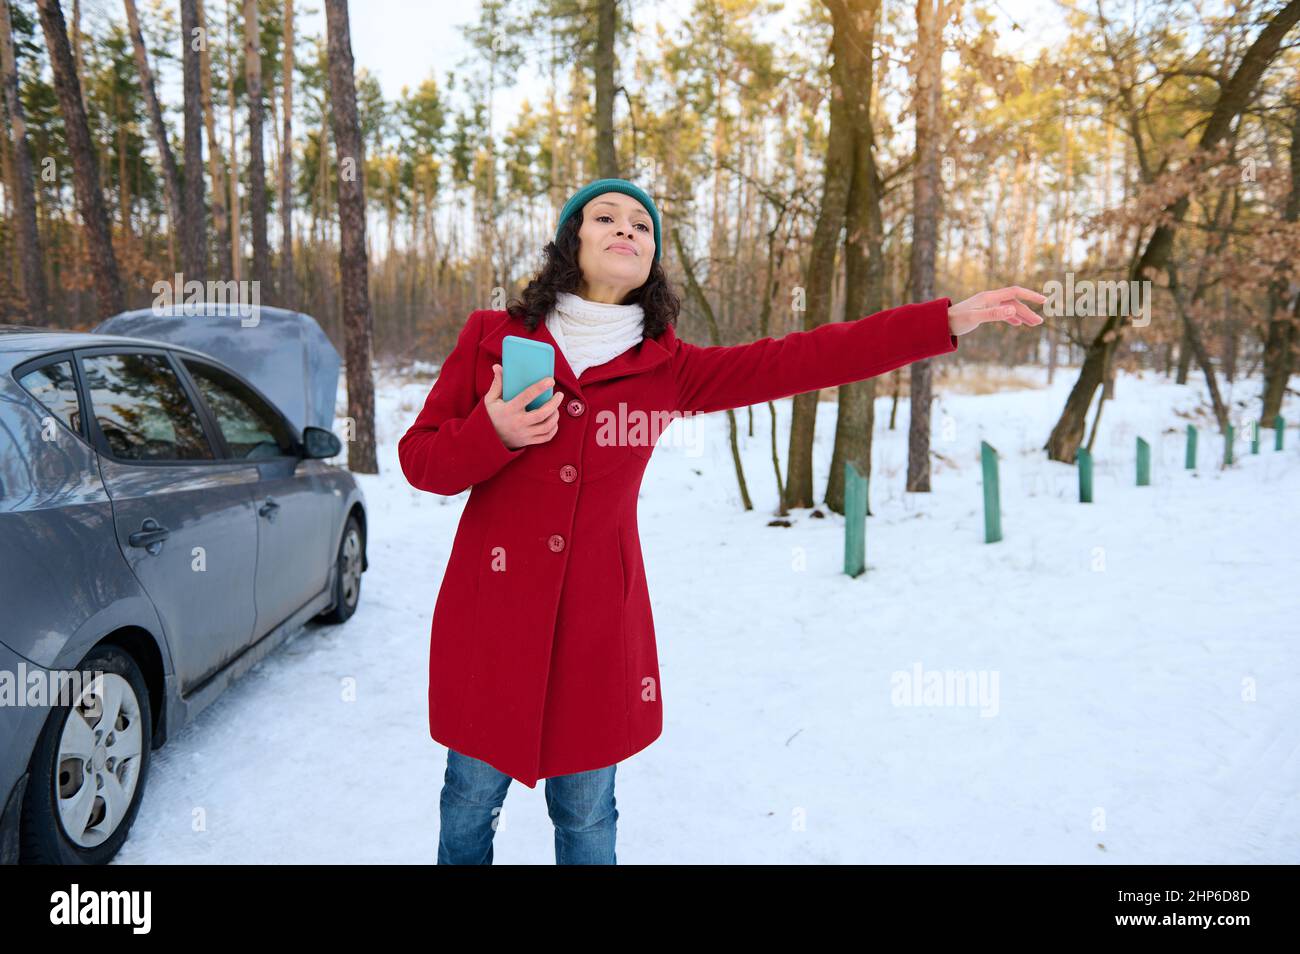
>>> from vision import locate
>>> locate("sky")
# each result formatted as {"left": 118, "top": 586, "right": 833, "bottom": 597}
{"left": 114, "top": 0, "right": 1076, "bottom": 258}
{"left": 295, "top": 0, "right": 1072, "bottom": 139}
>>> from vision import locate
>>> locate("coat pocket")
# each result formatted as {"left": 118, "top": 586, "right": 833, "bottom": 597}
{"left": 616, "top": 519, "right": 636, "bottom": 605}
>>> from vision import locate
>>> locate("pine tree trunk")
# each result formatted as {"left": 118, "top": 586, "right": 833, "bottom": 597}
{"left": 279, "top": 0, "right": 295, "bottom": 306}
{"left": 1261, "top": 99, "right": 1300, "bottom": 422}
{"left": 324, "top": 0, "right": 377, "bottom": 474}
{"left": 826, "top": 0, "right": 883, "bottom": 516}
{"left": 906, "top": 0, "right": 942, "bottom": 493}
{"left": 0, "top": 0, "right": 46, "bottom": 321}
{"left": 593, "top": 0, "right": 618, "bottom": 178}
{"left": 180, "top": 0, "right": 206, "bottom": 282}
{"left": 198, "top": 0, "right": 230, "bottom": 276}
{"left": 124, "top": 0, "right": 183, "bottom": 270}
{"left": 1175, "top": 321, "right": 1192, "bottom": 383}
{"left": 245, "top": 0, "right": 268, "bottom": 288}
{"left": 782, "top": 1, "right": 855, "bottom": 511}
{"left": 36, "top": 0, "right": 124, "bottom": 319}
{"left": 226, "top": 0, "right": 241, "bottom": 283}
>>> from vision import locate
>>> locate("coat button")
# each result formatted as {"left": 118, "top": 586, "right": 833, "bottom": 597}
{"left": 547, "top": 533, "right": 565, "bottom": 552}
{"left": 566, "top": 399, "right": 585, "bottom": 417}
{"left": 560, "top": 464, "right": 577, "bottom": 483}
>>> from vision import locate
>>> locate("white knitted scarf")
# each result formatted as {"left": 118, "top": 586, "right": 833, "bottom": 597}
{"left": 545, "top": 291, "right": 645, "bottom": 379}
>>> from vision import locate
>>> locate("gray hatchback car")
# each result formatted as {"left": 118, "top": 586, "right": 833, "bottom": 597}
{"left": 0, "top": 324, "right": 367, "bottom": 864}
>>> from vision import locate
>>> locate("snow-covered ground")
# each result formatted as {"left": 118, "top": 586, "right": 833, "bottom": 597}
{"left": 113, "top": 362, "right": 1300, "bottom": 864}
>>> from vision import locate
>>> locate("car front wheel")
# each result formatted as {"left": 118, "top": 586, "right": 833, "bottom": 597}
{"left": 318, "top": 513, "right": 363, "bottom": 624}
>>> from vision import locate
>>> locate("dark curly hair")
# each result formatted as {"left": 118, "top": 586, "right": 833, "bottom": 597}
{"left": 506, "top": 210, "right": 681, "bottom": 339}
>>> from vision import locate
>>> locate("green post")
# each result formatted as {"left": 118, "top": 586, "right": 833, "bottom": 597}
{"left": 1251, "top": 419, "right": 1260, "bottom": 455}
{"left": 1136, "top": 437, "right": 1150, "bottom": 486}
{"left": 1275, "top": 415, "right": 1285, "bottom": 451}
{"left": 1077, "top": 447, "right": 1093, "bottom": 503}
{"left": 844, "top": 461, "right": 867, "bottom": 578}
{"left": 1185, "top": 424, "right": 1197, "bottom": 470}
{"left": 1224, "top": 424, "right": 1234, "bottom": 467}
{"left": 981, "top": 441, "right": 1002, "bottom": 543}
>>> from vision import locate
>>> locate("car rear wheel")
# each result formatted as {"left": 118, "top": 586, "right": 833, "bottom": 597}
{"left": 318, "top": 513, "right": 363, "bottom": 624}
{"left": 20, "top": 645, "right": 152, "bottom": 864}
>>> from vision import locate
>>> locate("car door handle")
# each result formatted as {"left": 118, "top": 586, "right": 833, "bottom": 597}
{"left": 259, "top": 498, "right": 280, "bottom": 521}
{"left": 128, "top": 518, "right": 170, "bottom": 554}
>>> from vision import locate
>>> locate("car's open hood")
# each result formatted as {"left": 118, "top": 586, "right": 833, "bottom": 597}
{"left": 93, "top": 304, "right": 341, "bottom": 434}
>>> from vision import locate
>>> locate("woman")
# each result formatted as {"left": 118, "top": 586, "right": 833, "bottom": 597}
{"left": 398, "top": 177, "right": 1045, "bottom": 865}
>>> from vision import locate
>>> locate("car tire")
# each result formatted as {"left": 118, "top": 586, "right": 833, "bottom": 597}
{"left": 20, "top": 644, "right": 153, "bottom": 864}
{"left": 318, "top": 513, "right": 363, "bottom": 625}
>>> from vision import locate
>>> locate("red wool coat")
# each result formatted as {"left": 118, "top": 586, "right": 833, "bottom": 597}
{"left": 398, "top": 296, "right": 958, "bottom": 787}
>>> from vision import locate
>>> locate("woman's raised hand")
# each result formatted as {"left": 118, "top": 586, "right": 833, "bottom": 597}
{"left": 947, "top": 286, "right": 1047, "bottom": 336}
{"left": 485, "top": 363, "right": 565, "bottom": 450}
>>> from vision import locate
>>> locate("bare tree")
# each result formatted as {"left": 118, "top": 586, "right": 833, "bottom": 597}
{"left": 180, "top": 0, "right": 207, "bottom": 281}
{"left": 198, "top": 0, "right": 230, "bottom": 275}
{"left": 594, "top": 0, "right": 618, "bottom": 177}
{"left": 280, "top": 0, "right": 295, "bottom": 305}
{"left": 1261, "top": 97, "right": 1300, "bottom": 422}
{"left": 36, "top": 0, "right": 124, "bottom": 319}
{"left": 324, "top": 0, "right": 377, "bottom": 473}
{"left": 70, "top": 0, "right": 80, "bottom": 71}
{"left": 1046, "top": 0, "right": 1300, "bottom": 459}
{"left": 673, "top": 229, "right": 755, "bottom": 508}
{"left": 825, "top": 0, "right": 884, "bottom": 514}
{"left": 123, "top": 0, "right": 183, "bottom": 266}
{"left": 225, "top": 0, "right": 241, "bottom": 282}
{"left": 783, "top": 0, "right": 855, "bottom": 512}
{"left": 245, "top": 0, "right": 268, "bottom": 288}
{"left": 0, "top": 0, "right": 46, "bottom": 321}
{"left": 906, "top": 0, "right": 943, "bottom": 493}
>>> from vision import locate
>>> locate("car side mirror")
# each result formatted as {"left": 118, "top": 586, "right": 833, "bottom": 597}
{"left": 301, "top": 426, "right": 343, "bottom": 459}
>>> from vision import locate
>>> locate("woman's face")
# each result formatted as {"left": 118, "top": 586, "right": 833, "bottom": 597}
{"left": 574, "top": 192, "right": 655, "bottom": 303}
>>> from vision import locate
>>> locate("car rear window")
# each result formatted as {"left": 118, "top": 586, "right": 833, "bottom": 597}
{"left": 81, "top": 353, "right": 214, "bottom": 461}
{"left": 17, "top": 360, "right": 82, "bottom": 437}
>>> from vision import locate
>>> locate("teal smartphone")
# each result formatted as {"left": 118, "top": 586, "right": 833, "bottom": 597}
{"left": 502, "top": 335, "right": 555, "bottom": 411}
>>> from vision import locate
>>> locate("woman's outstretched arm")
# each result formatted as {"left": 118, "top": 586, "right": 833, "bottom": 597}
{"left": 669, "top": 287, "right": 1046, "bottom": 417}
{"left": 670, "top": 297, "right": 955, "bottom": 416}
{"left": 398, "top": 309, "right": 526, "bottom": 495}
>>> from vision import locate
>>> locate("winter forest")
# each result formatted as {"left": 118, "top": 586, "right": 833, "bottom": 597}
{"left": 3, "top": 0, "right": 1298, "bottom": 488}
{"left": 2, "top": 0, "right": 1299, "bottom": 870}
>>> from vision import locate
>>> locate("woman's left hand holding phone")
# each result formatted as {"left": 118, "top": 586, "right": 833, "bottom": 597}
{"left": 485, "top": 363, "right": 565, "bottom": 450}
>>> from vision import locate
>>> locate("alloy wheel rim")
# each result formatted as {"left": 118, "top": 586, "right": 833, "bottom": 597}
{"left": 341, "top": 528, "right": 362, "bottom": 608}
{"left": 56, "top": 672, "right": 143, "bottom": 849}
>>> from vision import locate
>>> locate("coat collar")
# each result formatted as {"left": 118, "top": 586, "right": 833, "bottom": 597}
{"left": 479, "top": 309, "right": 677, "bottom": 394}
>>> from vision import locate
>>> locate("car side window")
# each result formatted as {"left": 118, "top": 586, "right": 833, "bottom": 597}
{"left": 17, "top": 360, "right": 82, "bottom": 438}
{"left": 182, "top": 359, "right": 295, "bottom": 459}
{"left": 81, "top": 352, "right": 214, "bottom": 461}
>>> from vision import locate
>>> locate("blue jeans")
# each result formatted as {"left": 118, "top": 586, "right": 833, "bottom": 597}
{"left": 437, "top": 748, "right": 618, "bottom": 864}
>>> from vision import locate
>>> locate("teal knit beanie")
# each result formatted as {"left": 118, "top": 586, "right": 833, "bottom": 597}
{"left": 555, "top": 178, "right": 662, "bottom": 262}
